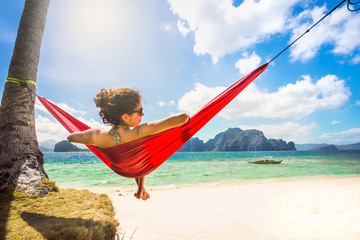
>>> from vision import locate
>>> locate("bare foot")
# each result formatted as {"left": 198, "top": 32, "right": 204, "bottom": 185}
{"left": 134, "top": 189, "right": 142, "bottom": 199}
{"left": 142, "top": 190, "right": 150, "bottom": 200}
{"left": 134, "top": 189, "right": 150, "bottom": 200}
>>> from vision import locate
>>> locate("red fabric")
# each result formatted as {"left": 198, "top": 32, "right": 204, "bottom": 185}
{"left": 38, "top": 63, "right": 268, "bottom": 178}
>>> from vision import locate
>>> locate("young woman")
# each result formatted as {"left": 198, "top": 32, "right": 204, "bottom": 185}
{"left": 67, "top": 88, "right": 189, "bottom": 200}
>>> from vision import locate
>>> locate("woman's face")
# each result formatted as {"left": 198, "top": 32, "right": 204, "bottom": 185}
{"left": 129, "top": 102, "right": 144, "bottom": 127}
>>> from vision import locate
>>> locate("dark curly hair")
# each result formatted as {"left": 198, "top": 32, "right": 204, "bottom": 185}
{"left": 93, "top": 88, "right": 141, "bottom": 126}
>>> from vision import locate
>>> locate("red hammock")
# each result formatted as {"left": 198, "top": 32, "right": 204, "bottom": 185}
{"left": 39, "top": 63, "right": 268, "bottom": 178}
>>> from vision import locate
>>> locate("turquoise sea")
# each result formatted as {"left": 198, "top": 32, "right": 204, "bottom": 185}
{"left": 43, "top": 151, "right": 360, "bottom": 189}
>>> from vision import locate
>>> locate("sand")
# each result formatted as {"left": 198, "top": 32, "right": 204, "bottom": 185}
{"left": 91, "top": 176, "right": 360, "bottom": 240}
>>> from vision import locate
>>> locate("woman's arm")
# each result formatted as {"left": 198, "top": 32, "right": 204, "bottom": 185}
{"left": 138, "top": 113, "right": 189, "bottom": 137}
{"left": 67, "top": 128, "right": 102, "bottom": 145}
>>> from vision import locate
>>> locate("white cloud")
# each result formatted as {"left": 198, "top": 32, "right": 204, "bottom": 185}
{"left": 178, "top": 83, "right": 225, "bottom": 114}
{"left": 168, "top": 0, "right": 301, "bottom": 63}
{"left": 58, "top": 103, "right": 86, "bottom": 115}
{"left": 235, "top": 52, "right": 261, "bottom": 75}
{"left": 77, "top": 117, "right": 106, "bottom": 129}
{"left": 35, "top": 100, "right": 86, "bottom": 115}
{"left": 35, "top": 98, "right": 104, "bottom": 142}
{"left": 289, "top": 5, "right": 360, "bottom": 62}
{"left": 168, "top": 1, "right": 359, "bottom": 63}
{"left": 319, "top": 128, "right": 360, "bottom": 144}
{"left": 36, "top": 114, "right": 105, "bottom": 142}
{"left": 36, "top": 115, "right": 70, "bottom": 142}
{"left": 177, "top": 20, "right": 190, "bottom": 37}
{"left": 158, "top": 100, "right": 175, "bottom": 107}
{"left": 239, "top": 122, "right": 318, "bottom": 143}
{"left": 178, "top": 74, "right": 350, "bottom": 119}
{"left": 331, "top": 120, "right": 341, "bottom": 125}
{"left": 351, "top": 54, "right": 360, "bottom": 64}
{"left": 356, "top": 100, "right": 360, "bottom": 106}
{"left": 163, "top": 22, "right": 176, "bottom": 32}
{"left": 35, "top": 101, "right": 49, "bottom": 114}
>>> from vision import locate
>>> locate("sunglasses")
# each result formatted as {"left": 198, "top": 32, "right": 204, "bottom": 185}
{"left": 131, "top": 107, "right": 143, "bottom": 115}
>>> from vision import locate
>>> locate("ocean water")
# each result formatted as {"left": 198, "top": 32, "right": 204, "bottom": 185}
{"left": 43, "top": 151, "right": 360, "bottom": 189}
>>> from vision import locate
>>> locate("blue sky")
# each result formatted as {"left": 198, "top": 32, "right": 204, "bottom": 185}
{"left": 1, "top": 0, "right": 360, "bottom": 145}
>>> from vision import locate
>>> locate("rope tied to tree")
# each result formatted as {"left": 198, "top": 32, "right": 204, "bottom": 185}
{"left": 6, "top": 77, "right": 37, "bottom": 88}
{"left": 5, "top": 77, "right": 39, "bottom": 106}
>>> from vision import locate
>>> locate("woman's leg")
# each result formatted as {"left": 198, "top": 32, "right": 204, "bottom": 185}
{"left": 135, "top": 177, "right": 140, "bottom": 187}
{"left": 134, "top": 176, "right": 150, "bottom": 200}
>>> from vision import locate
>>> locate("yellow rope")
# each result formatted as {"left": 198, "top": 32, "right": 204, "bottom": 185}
{"left": 6, "top": 77, "right": 37, "bottom": 88}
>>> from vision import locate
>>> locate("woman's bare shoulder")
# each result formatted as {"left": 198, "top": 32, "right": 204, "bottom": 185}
{"left": 91, "top": 127, "right": 116, "bottom": 147}
{"left": 79, "top": 127, "right": 109, "bottom": 136}
{"left": 94, "top": 127, "right": 110, "bottom": 134}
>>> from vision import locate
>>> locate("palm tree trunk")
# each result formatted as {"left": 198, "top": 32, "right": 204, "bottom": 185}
{"left": 0, "top": 0, "right": 50, "bottom": 195}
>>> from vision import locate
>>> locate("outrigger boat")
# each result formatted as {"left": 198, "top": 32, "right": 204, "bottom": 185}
{"left": 248, "top": 156, "right": 282, "bottom": 164}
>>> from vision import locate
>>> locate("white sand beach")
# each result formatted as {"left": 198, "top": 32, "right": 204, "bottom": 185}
{"left": 92, "top": 176, "right": 360, "bottom": 240}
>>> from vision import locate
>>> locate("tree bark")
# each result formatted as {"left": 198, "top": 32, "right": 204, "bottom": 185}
{"left": 0, "top": 0, "right": 50, "bottom": 195}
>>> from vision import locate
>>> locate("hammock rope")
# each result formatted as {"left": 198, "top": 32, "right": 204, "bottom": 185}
{"left": 269, "top": 0, "right": 358, "bottom": 64}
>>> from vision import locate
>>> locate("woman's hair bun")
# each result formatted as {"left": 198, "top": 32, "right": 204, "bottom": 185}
{"left": 94, "top": 89, "right": 109, "bottom": 108}
{"left": 93, "top": 88, "right": 141, "bottom": 126}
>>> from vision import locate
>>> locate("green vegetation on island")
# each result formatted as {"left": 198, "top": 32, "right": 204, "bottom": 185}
{"left": 54, "top": 140, "right": 90, "bottom": 152}
{"left": 178, "top": 127, "right": 296, "bottom": 152}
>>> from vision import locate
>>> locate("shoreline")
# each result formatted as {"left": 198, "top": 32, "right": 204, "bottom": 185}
{"left": 89, "top": 174, "right": 360, "bottom": 192}
{"left": 89, "top": 175, "right": 360, "bottom": 240}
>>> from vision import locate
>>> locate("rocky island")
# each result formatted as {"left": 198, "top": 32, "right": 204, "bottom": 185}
{"left": 54, "top": 140, "right": 87, "bottom": 152}
{"left": 178, "top": 127, "right": 295, "bottom": 152}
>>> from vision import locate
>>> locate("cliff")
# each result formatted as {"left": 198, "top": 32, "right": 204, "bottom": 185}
{"left": 178, "top": 128, "right": 295, "bottom": 152}
{"left": 54, "top": 140, "right": 84, "bottom": 152}
{"left": 310, "top": 144, "right": 338, "bottom": 151}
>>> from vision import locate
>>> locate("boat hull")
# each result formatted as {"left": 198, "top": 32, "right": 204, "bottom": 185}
{"left": 248, "top": 160, "right": 283, "bottom": 164}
